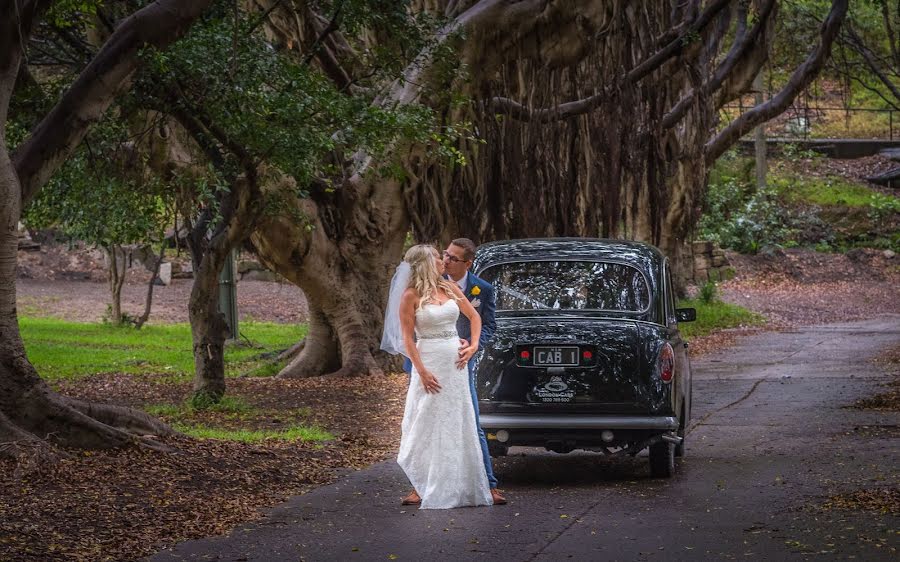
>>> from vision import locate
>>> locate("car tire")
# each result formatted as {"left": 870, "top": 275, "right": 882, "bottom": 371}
{"left": 649, "top": 441, "right": 675, "bottom": 478}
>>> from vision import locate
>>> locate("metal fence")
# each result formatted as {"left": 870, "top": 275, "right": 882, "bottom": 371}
{"left": 721, "top": 104, "right": 898, "bottom": 141}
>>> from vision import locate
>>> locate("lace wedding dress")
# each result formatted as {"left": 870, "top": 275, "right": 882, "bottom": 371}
{"left": 397, "top": 299, "right": 492, "bottom": 509}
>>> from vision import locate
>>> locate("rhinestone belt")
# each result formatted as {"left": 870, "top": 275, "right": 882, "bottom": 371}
{"left": 418, "top": 330, "right": 457, "bottom": 340}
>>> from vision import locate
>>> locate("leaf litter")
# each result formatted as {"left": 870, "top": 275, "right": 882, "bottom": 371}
{"left": 4, "top": 247, "right": 899, "bottom": 561}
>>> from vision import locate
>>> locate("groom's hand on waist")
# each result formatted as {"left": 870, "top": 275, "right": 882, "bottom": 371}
{"left": 457, "top": 338, "right": 469, "bottom": 362}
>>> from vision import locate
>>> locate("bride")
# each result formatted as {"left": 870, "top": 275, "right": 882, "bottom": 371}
{"left": 382, "top": 244, "right": 492, "bottom": 509}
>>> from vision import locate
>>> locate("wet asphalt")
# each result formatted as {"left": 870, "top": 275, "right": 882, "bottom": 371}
{"left": 149, "top": 316, "right": 900, "bottom": 561}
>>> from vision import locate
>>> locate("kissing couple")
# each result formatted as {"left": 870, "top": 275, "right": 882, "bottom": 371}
{"left": 381, "top": 238, "right": 507, "bottom": 509}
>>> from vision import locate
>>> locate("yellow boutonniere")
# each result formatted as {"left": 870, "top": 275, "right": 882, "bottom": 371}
{"left": 470, "top": 286, "right": 481, "bottom": 296}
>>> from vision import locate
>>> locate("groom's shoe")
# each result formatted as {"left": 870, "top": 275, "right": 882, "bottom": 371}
{"left": 401, "top": 490, "right": 421, "bottom": 505}
{"left": 491, "top": 488, "right": 507, "bottom": 505}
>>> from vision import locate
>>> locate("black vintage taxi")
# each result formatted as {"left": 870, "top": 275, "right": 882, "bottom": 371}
{"left": 473, "top": 238, "right": 695, "bottom": 477}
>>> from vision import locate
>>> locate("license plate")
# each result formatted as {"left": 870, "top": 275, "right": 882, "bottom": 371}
{"left": 533, "top": 346, "right": 578, "bottom": 366}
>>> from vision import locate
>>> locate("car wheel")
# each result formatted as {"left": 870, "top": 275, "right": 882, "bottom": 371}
{"left": 649, "top": 441, "right": 675, "bottom": 478}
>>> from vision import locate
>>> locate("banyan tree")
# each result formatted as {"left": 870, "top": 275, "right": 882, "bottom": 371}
{"left": 249, "top": 0, "right": 847, "bottom": 379}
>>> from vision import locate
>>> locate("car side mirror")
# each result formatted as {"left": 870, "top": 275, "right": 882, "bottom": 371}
{"left": 675, "top": 308, "right": 696, "bottom": 323}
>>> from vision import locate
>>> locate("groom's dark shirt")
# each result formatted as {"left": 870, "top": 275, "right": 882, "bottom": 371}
{"left": 402, "top": 272, "right": 496, "bottom": 373}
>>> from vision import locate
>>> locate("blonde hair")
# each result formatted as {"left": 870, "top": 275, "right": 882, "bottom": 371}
{"left": 404, "top": 244, "right": 460, "bottom": 308}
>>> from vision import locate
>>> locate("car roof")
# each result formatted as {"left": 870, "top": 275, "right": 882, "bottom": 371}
{"left": 473, "top": 238, "right": 665, "bottom": 276}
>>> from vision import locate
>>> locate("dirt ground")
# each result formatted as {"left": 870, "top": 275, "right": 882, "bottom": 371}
{"left": 18, "top": 243, "right": 899, "bottom": 328}
{"left": 3, "top": 243, "right": 898, "bottom": 561}
{"left": 17, "top": 245, "right": 309, "bottom": 324}
{"left": 721, "top": 247, "right": 900, "bottom": 327}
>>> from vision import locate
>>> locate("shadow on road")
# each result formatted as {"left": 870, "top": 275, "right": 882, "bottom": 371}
{"left": 494, "top": 450, "right": 670, "bottom": 486}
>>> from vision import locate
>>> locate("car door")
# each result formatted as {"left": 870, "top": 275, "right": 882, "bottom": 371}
{"left": 663, "top": 260, "right": 691, "bottom": 425}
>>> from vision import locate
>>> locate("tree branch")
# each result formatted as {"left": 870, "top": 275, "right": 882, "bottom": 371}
{"left": 828, "top": 55, "right": 900, "bottom": 111}
{"left": 629, "top": 0, "right": 729, "bottom": 84}
{"left": 704, "top": 0, "right": 849, "bottom": 165}
{"left": 246, "top": 0, "right": 287, "bottom": 37}
{"left": 10, "top": 0, "right": 52, "bottom": 40}
{"left": 168, "top": 106, "right": 227, "bottom": 171}
{"left": 882, "top": 1, "right": 900, "bottom": 70}
{"left": 843, "top": 25, "right": 900, "bottom": 106}
{"left": 0, "top": 0, "right": 52, "bottom": 72}
{"left": 14, "top": 0, "right": 214, "bottom": 208}
{"left": 489, "top": 0, "right": 731, "bottom": 123}
{"left": 652, "top": 0, "right": 702, "bottom": 53}
{"left": 663, "top": 0, "right": 777, "bottom": 130}
{"left": 48, "top": 21, "right": 97, "bottom": 62}
{"left": 300, "top": 3, "right": 351, "bottom": 91}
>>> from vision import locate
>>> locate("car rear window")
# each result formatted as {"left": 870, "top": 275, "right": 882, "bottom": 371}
{"left": 479, "top": 260, "right": 650, "bottom": 312}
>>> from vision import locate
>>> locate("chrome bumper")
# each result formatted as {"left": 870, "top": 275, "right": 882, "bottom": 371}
{"left": 480, "top": 414, "right": 678, "bottom": 431}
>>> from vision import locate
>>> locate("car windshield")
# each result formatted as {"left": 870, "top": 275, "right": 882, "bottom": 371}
{"left": 479, "top": 260, "right": 650, "bottom": 312}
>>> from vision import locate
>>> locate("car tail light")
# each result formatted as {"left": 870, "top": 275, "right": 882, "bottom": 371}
{"left": 658, "top": 343, "right": 675, "bottom": 383}
{"left": 519, "top": 349, "right": 530, "bottom": 361}
{"left": 582, "top": 350, "right": 593, "bottom": 360}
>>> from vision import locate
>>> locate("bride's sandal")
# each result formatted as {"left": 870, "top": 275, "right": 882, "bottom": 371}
{"left": 401, "top": 490, "right": 422, "bottom": 505}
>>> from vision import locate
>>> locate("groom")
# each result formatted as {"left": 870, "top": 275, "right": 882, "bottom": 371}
{"left": 402, "top": 238, "right": 506, "bottom": 506}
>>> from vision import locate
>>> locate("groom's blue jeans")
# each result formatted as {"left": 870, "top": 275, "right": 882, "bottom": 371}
{"left": 467, "top": 356, "right": 498, "bottom": 489}
{"left": 402, "top": 355, "right": 498, "bottom": 488}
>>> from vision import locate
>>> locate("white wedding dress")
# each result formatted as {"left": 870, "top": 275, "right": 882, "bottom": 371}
{"left": 397, "top": 299, "right": 493, "bottom": 509}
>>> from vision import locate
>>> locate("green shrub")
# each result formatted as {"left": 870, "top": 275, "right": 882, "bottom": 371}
{"left": 699, "top": 281, "right": 718, "bottom": 304}
{"left": 868, "top": 193, "right": 900, "bottom": 228}
{"left": 699, "top": 179, "right": 796, "bottom": 254}
{"left": 781, "top": 142, "right": 819, "bottom": 161}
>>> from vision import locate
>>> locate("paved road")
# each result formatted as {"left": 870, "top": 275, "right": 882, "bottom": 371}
{"left": 151, "top": 317, "right": 900, "bottom": 561}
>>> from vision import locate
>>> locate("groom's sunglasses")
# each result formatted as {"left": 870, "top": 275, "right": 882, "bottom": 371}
{"left": 442, "top": 251, "right": 465, "bottom": 263}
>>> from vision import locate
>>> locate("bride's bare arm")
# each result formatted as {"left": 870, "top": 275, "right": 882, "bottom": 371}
{"left": 400, "top": 288, "right": 441, "bottom": 393}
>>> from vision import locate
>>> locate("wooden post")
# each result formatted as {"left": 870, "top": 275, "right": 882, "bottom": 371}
{"left": 218, "top": 249, "right": 239, "bottom": 341}
{"left": 753, "top": 71, "right": 767, "bottom": 190}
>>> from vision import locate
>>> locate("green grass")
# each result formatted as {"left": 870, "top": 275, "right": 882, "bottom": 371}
{"left": 145, "top": 397, "right": 330, "bottom": 443}
{"left": 677, "top": 298, "right": 765, "bottom": 339}
{"left": 771, "top": 173, "right": 893, "bottom": 208}
{"left": 20, "top": 317, "right": 306, "bottom": 382}
{"left": 174, "top": 424, "right": 333, "bottom": 443}
{"left": 145, "top": 395, "right": 254, "bottom": 418}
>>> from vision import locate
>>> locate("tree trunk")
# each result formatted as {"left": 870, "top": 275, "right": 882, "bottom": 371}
{"left": 188, "top": 246, "right": 229, "bottom": 402}
{"left": 0, "top": 95, "right": 170, "bottom": 462}
{"left": 276, "top": 301, "right": 340, "bottom": 378}
{"left": 183, "top": 164, "right": 262, "bottom": 402}
{"left": 133, "top": 242, "right": 165, "bottom": 329}
{"left": 105, "top": 244, "right": 127, "bottom": 325}
{"left": 251, "top": 174, "right": 409, "bottom": 378}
